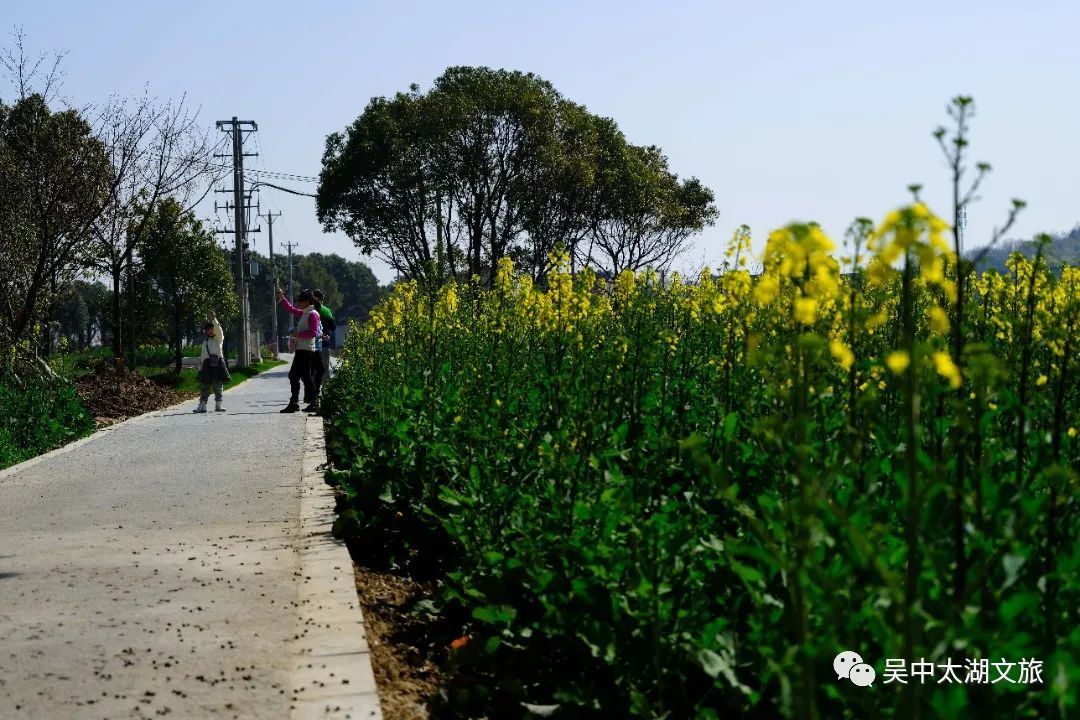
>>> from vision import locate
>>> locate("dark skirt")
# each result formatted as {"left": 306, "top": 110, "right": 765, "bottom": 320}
{"left": 198, "top": 358, "right": 231, "bottom": 384}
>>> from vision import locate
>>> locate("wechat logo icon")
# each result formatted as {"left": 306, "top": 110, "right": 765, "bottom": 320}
{"left": 835, "top": 650, "right": 876, "bottom": 687}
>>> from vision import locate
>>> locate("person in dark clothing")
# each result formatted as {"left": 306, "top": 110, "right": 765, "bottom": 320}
{"left": 276, "top": 285, "right": 321, "bottom": 413}
{"left": 311, "top": 288, "right": 336, "bottom": 394}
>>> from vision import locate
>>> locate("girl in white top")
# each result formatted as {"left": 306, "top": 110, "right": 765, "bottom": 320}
{"left": 194, "top": 315, "right": 231, "bottom": 413}
{"left": 201, "top": 317, "right": 225, "bottom": 360}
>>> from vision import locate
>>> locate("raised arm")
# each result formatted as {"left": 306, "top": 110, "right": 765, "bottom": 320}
{"left": 212, "top": 318, "right": 224, "bottom": 353}
{"left": 279, "top": 296, "right": 303, "bottom": 318}
{"left": 276, "top": 287, "right": 302, "bottom": 317}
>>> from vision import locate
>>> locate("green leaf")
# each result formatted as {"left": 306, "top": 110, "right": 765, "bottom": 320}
{"left": 472, "top": 604, "right": 517, "bottom": 626}
{"left": 1002, "top": 554, "right": 1026, "bottom": 590}
{"left": 724, "top": 411, "right": 739, "bottom": 441}
{"left": 698, "top": 648, "right": 727, "bottom": 678}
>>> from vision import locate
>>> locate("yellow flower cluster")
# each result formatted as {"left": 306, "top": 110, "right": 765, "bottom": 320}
{"left": 754, "top": 223, "right": 841, "bottom": 327}
{"left": 867, "top": 204, "right": 956, "bottom": 302}
{"left": 345, "top": 203, "right": 1080, "bottom": 415}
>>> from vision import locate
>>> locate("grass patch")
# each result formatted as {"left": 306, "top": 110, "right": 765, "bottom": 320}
{"left": 148, "top": 360, "right": 287, "bottom": 395}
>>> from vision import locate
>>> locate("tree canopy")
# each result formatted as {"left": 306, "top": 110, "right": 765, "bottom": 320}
{"left": 317, "top": 66, "right": 716, "bottom": 285}
{"left": 0, "top": 93, "right": 112, "bottom": 342}
{"left": 135, "top": 198, "right": 237, "bottom": 371}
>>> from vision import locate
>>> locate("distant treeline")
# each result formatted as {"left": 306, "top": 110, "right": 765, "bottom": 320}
{"left": 973, "top": 225, "right": 1080, "bottom": 274}
{"left": 53, "top": 252, "right": 386, "bottom": 355}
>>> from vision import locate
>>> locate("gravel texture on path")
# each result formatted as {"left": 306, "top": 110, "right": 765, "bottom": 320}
{"left": 0, "top": 359, "right": 337, "bottom": 719}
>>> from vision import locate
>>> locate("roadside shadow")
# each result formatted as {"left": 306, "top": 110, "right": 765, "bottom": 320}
{"left": 0, "top": 572, "right": 18, "bottom": 580}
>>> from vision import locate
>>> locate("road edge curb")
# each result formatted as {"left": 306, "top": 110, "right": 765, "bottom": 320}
{"left": 289, "top": 412, "right": 382, "bottom": 719}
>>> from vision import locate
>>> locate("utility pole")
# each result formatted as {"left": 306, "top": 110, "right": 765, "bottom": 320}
{"left": 284, "top": 241, "right": 298, "bottom": 336}
{"left": 215, "top": 117, "right": 258, "bottom": 367}
{"left": 261, "top": 210, "right": 281, "bottom": 357}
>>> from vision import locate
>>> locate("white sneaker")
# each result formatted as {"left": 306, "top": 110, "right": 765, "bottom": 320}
{"left": 193, "top": 402, "right": 207, "bottom": 414}
{"left": 215, "top": 401, "right": 226, "bottom": 412}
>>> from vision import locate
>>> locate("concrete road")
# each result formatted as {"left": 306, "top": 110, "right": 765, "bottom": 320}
{"left": 0, "top": 359, "right": 357, "bottom": 719}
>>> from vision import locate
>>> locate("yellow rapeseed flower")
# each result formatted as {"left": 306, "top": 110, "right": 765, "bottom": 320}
{"left": 867, "top": 259, "right": 894, "bottom": 287}
{"left": 886, "top": 350, "right": 910, "bottom": 375}
{"left": 932, "top": 351, "right": 962, "bottom": 389}
{"left": 794, "top": 297, "right": 817, "bottom": 325}
{"left": 830, "top": 340, "right": 855, "bottom": 371}
{"left": 866, "top": 309, "right": 890, "bottom": 330}
{"left": 929, "top": 306, "right": 950, "bottom": 335}
{"left": 754, "top": 274, "right": 780, "bottom": 306}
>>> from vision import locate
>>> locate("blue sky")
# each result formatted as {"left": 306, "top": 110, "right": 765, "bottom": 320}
{"left": 6, "top": 0, "right": 1078, "bottom": 282}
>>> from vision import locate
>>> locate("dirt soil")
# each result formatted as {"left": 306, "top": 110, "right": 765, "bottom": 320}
{"left": 75, "top": 363, "right": 194, "bottom": 427}
{"left": 353, "top": 564, "right": 443, "bottom": 720}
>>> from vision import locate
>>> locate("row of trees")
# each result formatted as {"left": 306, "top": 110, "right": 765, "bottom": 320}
{"left": 317, "top": 66, "right": 718, "bottom": 285}
{"left": 0, "top": 35, "right": 386, "bottom": 373}
{"left": 0, "top": 33, "right": 220, "bottom": 373}
{"left": 50, "top": 244, "right": 384, "bottom": 370}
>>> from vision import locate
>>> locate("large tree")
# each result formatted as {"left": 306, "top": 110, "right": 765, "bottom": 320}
{"left": 318, "top": 88, "right": 444, "bottom": 283}
{"left": 586, "top": 142, "right": 717, "bottom": 276}
{"left": 317, "top": 66, "right": 716, "bottom": 287}
{"left": 89, "top": 93, "right": 220, "bottom": 373}
{"left": 135, "top": 198, "right": 237, "bottom": 372}
{"left": 516, "top": 102, "right": 600, "bottom": 282}
{"left": 0, "top": 93, "right": 111, "bottom": 347}
{"left": 430, "top": 67, "right": 561, "bottom": 281}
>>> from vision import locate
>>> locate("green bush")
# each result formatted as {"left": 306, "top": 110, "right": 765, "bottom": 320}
{"left": 0, "top": 372, "right": 94, "bottom": 470}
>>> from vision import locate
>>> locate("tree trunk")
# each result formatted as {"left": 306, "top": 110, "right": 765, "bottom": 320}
{"left": 42, "top": 271, "right": 56, "bottom": 357}
{"left": 127, "top": 256, "right": 137, "bottom": 372}
{"left": 173, "top": 303, "right": 183, "bottom": 374}
{"left": 471, "top": 202, "right": 484, "bottom": 280}
{"left": 489, "top": 214, "right": 500, "bottom": 280}
{"left": 12, "top": 240, "right": 50, "bottom": 340}
{"left": 111, "top": 267, "right": 124, "bottom": 373}
{"left": 43, "top": 307, "right": 54, "bottom": 357}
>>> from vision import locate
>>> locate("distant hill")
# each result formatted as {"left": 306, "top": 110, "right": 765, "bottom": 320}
{"left": 971, "top": 225, "right": 1080, "bottom": 274}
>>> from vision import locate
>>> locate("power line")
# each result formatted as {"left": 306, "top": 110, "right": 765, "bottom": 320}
{"left": 246, "top": 178, "right": 318, "bottom": 198}
{"left": 246, "top": 168, "right": 319, "bottom": 182}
